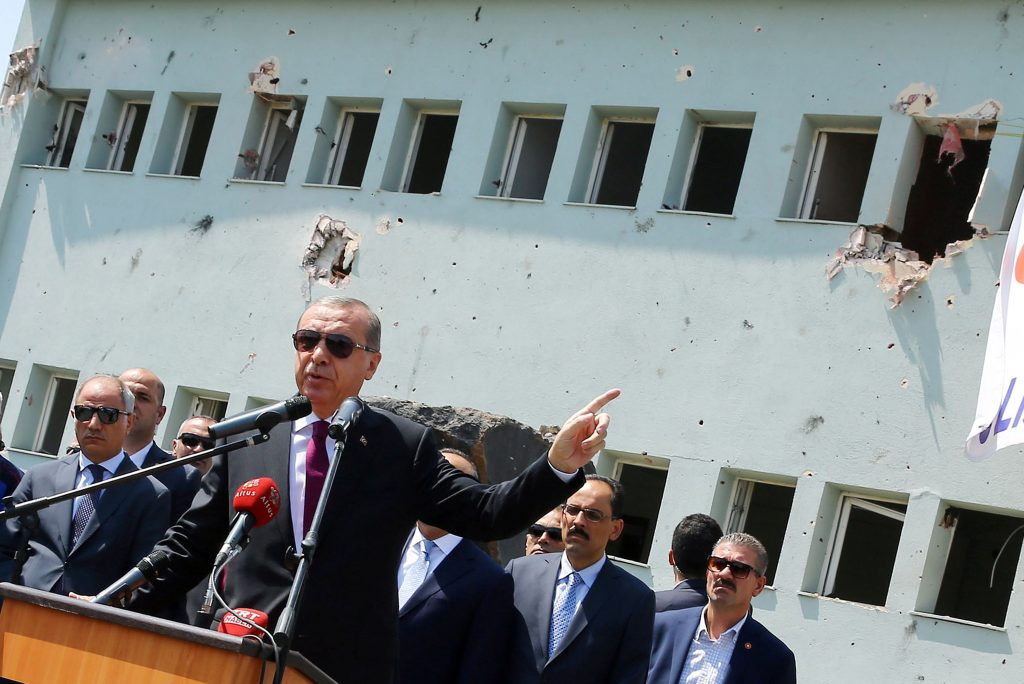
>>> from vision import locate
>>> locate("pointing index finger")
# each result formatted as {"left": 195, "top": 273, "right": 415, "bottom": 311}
{"left": 573, "top": 388, "right": 621, "bottom": 419}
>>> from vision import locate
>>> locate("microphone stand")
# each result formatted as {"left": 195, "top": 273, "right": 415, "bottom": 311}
{"left": 0, "top": 433, "right": 270, "bottom": 521}
{"left": 270, "top": 414, "right": 355, "bottom": 684}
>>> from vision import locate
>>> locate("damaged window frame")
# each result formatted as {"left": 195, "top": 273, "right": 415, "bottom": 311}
{"left": 172, "top": 102, "right": 219, "bottom": 177}
{"left": 324, "top": 108, "right": 381, "bottom": 187}
{"left": 33, "top": 373, "right": 78, "bottom": 455}
{"left": 108, "top": 100, "right": 151, "bottom": 172}
{"left": 725, "top": 478, "right": 795, "bottom": 587}
{"left": 798, "top": 127, "right": 878, "bottom": 222}
{"left": 255, "top": 100, "right": 304, "bottom": 182}
{"left": 400, "top": 110, "right": 460, "bottom": 194}
{"left": 47, "top": 98, "right": 88, "bottom": 168}
{"left": 189, "top": 394, "right": 227, "bottom": 422}
{"left": 585, "top": 117, "right": 657, "bottom": 207}
{"left": 821, "top": 494, "right": 906, "bottom": 606}
{"left": 680, "top": 122, "right": 754, "bottom": 215}
{"left": 498, "top": 115, "right": 563, "bottom": 200}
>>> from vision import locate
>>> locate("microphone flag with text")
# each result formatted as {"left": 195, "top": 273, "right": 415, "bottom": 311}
{"left": 215, "top": 477, "right": 282, "bottom": 566}
{"left": 218, "top": 608, "right": 270, "bottom": 637}
{"left": 208, "top": 396, "right": 312, "bottom": 440}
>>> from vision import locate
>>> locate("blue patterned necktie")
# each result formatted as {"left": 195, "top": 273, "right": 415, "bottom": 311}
{"left": 398, "top": 538, "right": 436, "bottom": 609}
{"left": 548, "top": 571, "right": 583, "bottom": 656}
{"left": 71, "top": 463, "right": 105, "bottom": 547}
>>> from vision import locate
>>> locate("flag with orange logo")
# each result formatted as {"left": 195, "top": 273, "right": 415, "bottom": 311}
{"left": 966, "top": 191, "right": 1024, "bottom": 460}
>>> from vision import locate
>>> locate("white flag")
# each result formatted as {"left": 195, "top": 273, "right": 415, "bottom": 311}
{"left": 966, "top": 190, "right": 1024, "bottom": 460}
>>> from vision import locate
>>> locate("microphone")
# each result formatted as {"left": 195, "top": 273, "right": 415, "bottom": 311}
{"left": 218, "top": 608, "right": 270, "bottom": 637}
{"left": 327, "top": 396, "right": 365, "bottom": 440}
{"left": 214, "top": 478, "right": 281, "bottom": 567}
{"left": 208, "top": 396, "right": 312, "bottom": 440}
{"left": 92, "top": 549, "right": 170, "bottom": 606}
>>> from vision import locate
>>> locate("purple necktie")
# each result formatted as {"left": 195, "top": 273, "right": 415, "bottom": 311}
{"left": 303, "top": 420, "right": 329, "bottom": 536}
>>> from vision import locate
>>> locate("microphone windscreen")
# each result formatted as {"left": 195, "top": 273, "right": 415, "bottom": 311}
{"left": 285, "top": 395, "right": 313, "bottom": 420}
{"left": 218, "top": 608, "right": 270, "bottom": 636}
{"left": 232, "top": 477, "right": 281, "bottom": 526}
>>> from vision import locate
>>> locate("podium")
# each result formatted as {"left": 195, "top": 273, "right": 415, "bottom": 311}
{"left": 0, "top": 584, "right": 334, "bottom": 683}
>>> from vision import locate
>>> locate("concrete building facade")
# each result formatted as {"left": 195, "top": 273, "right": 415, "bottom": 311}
{"left": 2, "top": 1, "right": 1024, "bottom": 680}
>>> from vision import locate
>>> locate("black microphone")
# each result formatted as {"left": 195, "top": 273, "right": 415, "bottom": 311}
{"left": 327, "top": 397, "right": 365, "bottom": 439}
{"left": 92, "top": 549, "right": 170, "bottom": 605}
{"left": 207, "top": 396, "right": 312, "bottom": 440}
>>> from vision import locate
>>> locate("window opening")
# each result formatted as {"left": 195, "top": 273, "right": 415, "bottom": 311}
{"left": 33, "top": 375, "right": 78, "bottom": 455}
{"left": 823, "top": 496, "right": 906, "bottom": 606}
{"left": 109, "top": 102, "right": 150, "bottom": 172}
{"left": 500, "top": 116, "right": 562, "bottom": 200}
{"left": 174, "top": 104, "right": 218, "bottom": 177}
{"left": 682, "top": 125, "right": 752, "bottom": 214}
{"left": 47, "top": 99, "right": 87, "bottom": 168}
{"left": 0, "top": 365, "right": 14, "bottom": 420}
{"left": 588, "top": 120, "right": 655, "bottom": 207}
{"left": 605, "top": 462, "right": 668, "bottom": 563}
{"left": 402, "top": 113, "right": 459, "bottom": 194}
{"left": 256, "top": 104, "right": 303, "bottom": 182}
{"left": 899, "top": 124, "right": 993, "bottom": 263}
{"left": 190, "top": 395, "right": 227, "bottom": 421}
{"left": 799, "top": 130, "right": 877, "bottom": 222}
{"left": 325, "top": 110, "right": 380, "bottom": 187}
{"left": 726, "top": 480, "right": 795, "bottom": 586}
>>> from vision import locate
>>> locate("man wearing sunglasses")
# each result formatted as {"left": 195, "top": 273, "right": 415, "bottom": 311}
{"left": 648, "top": 532, "right": 796, "bottom": 683}
{"left": 119, "top": 368, "right": 202, "bottom": 524}
{"left": 0, "top": 376, "right": 170, "bottom": 597}
{"left": 506, "top": 474, "right": 655, "bottom": 684}
{"left": 132, "top": 296, "right": 618, "bottom": 684}
{"left": 171, "top": 415, "right": 217, "bottom": 476}
{"left": 524, "top": 508, "right": 566, "bottom": 556}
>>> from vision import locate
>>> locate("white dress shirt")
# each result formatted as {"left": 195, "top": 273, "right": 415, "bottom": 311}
{"left": 396, "top": 528, "right": 463, "bottom": 589}
{"left": 289, "top": 410, "right": 342, "bottom": 550}
{"left": 550, "top": 552, "right": 606, "bottom": 619}
{"left": 72, "top": 450, "right": 124, "bottom": 517}
{"left": 679, "top": 606, "right": 749, "bottom": 684}
{"left": 125, "top": 440, "right": 156, "bottom": 469}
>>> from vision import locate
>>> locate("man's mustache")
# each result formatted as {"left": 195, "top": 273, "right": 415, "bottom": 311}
{"left": 567, "top": 526, "right": 589, "bottom": 541}
{"left": 714, "top": 578, "right": 736, "bottom": 591}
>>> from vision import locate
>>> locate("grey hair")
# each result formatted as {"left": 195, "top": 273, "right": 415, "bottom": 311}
{"left": 82, "top": 375, "right": 135, "bottom": 414}
{"left": 715, "top": 532, "right": 769, "bottom": 576}
{"left": 302, "top": 296, "right": 382, "bottom": 351}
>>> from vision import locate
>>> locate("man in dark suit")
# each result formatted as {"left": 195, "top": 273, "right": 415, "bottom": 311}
{"left": 0, "top": 375, "right": 170, "bottom": 595}
{"left": 655, "top": 512, "right": 722, "bottom": 612}
{"left": 119, "top": 368, "right": 202, "bottom": 524}
{"left": 648, "top": 533, "right": 796, "bottom": 684}
{"left": 132, "top": 296, "right": 618, "bottom": 684}
{"left": 397, "top": 448, "right": 514, "bottom": 684}
{"left": 505, "top": 475, "right": 655, "bottom": 684}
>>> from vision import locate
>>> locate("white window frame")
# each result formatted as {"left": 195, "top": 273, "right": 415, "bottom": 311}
{"left": 798, "top": 127, "right": 876, "bottom": 220}
{"left": 108, "top": 100, "right": 150, "bottom": 171}
{"left": 171, "top": 103, "right": 217, "bottom": 176}
{"left": 585, "top": 117, "right": 655, "bottom": 205}
{"left": 324, "top": 108, "right": 380, "bottom": 186}
{"left": 680, "top": 122, "right": 753, "bottom": 210}
{"left": 821, "top": 495, "right": 906, "bottom": 597}
{"left": 255, "top": 104, "right": 300, "bottom": 182}
{"left": 189, "top": 394, "right": 227, "bottom": 420}
{"left": 32, "top": 373, "right": 77, "bottom": 453}
{"left": 47, "top": 99, "right": 87, "bottom": 167}
{"left": 400, "top": 110, "right": 458, "bottom": 193}
{"left": 498, "top": 115, "right": 562, "bottom": 199}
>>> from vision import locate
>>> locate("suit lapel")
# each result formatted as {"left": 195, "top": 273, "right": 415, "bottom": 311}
{"left": 53, "top": 457, "right": 79, "bottom": 554}
{"left": 70, "top": 457, "right": 137, "bottom": 553}
{"left": 725, "top": 618, "right": 759, "bottom": 684}
{"left": 548, "top": 560, "right": 617, "bottom": 663}
{"left": 522, "top": 555, "right": 560, "bottom": 671}
{"left": 255, "top": 427, "right": 294, "bottom": 550}
{"left": 671, "top": 609, "right": 703, "bottom": 683}
{"left": 400, "top": 538, "right": 473, "bottom": 616}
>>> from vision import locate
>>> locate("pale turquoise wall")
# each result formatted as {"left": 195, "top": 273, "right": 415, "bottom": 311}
{"left": 2, "top": 1, "right": 1024, "bottom": 680}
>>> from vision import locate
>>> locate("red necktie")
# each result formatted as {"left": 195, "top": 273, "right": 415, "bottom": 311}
{"left": 303, "top": 420, "right": 329, "bottom": 536}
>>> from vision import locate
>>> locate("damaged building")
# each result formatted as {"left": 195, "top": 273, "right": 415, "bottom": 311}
{"left": 2, "top": 0, "right": 1024, "bottom": 680}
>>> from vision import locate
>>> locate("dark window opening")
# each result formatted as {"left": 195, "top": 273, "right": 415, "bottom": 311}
{"left": 899, "top": 129, "right": 992, "bottom": 263}
{"left": 684, "top": 126, "right": 752, "bottom": 215}
{"left": 590, "top": 121, "right": 655, "bottom": 207}
{"left": 502, "top": 117, "right": 562, "bottom": 200}
{"left": 729, "top": 481, "right": 795, "bottom": 586}
{"left": 38, "top": 377, "right": 77, "bottom": 456}
{"left": 934, "top": 508, "right": 1023, "bottom": 627}
{"left": 49, "top": 100, "right": 86, "bottom": 168}
{"left": 258, "top": 108, "right": 303, "bottom": 182}
{"left": 328, "top": 111, "right": 379, "bottom": 187}
{"left": 605, "top": 463, "right": 667, "bottom": 563}
{"left": 404, "top": 114, "right": 458, "bottom": 194}
{"left": 176, "top": 105, "right": 218, "bottom": 177}
{"left": 112, "top": 103, "right": 150, "bottom": 172}
{"left": 825, "top": 498, "right": 906, "bottom": 606}
{"left": 801, "top": 131, "right": 877, "bottom": 222}
{"left": 0, "top": 366, "right": 14, "bottom": 420}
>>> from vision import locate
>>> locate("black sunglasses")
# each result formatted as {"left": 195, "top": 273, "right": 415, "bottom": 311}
{"left": 527, "top": 524, "right": 562, "bottom": 541}
{"left": 178, "top": 433, "right": 215, "bottom": 450}
{"left": 707, "top": 555, "right": 762, "bottom": 579}
{"left": 72, "top": 405, "right": 129, "bottom": 425}
{"left": 292, "top": 329, "right": 379, "bottom": 359}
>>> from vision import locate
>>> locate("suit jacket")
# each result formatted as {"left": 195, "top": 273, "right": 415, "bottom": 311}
{"left": 139, "top": 442, "right": 202, "bottom": 524}
{"left": 648, "top": 605, "right": 796, "bottom": 684}
{"left": 133, "top": 405, "right": 583, "bottom": 684}
{"left": 505, "top": 552, "right": 655, "bottom": 684}
{"left": 0, "top": 454, "right": 170, "bottom": 596}
{"left": 655, "top": 578, "right": 707, "bottom": 613}
{"left": 398, "top": 535, "right": 514, "bottom": 684}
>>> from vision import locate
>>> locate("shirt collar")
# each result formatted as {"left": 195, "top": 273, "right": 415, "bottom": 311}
{"left": 409, "top": 527, "right": 462, "bottom": 556}
{"left": 77, "top": 450, "right": 126, "bottom": 476}
{"left": 125, "top": 440, "right": 155, "bottom": 467}
{"left": 695, "top": 605, "right": 749, "bottom": 642}
{"left": 557, "top": 551, "right": 606, "bottom": 588}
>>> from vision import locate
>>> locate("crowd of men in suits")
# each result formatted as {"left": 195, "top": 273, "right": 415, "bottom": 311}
{"left": 0, "top": 296, "right": 797, "bottom": 683}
